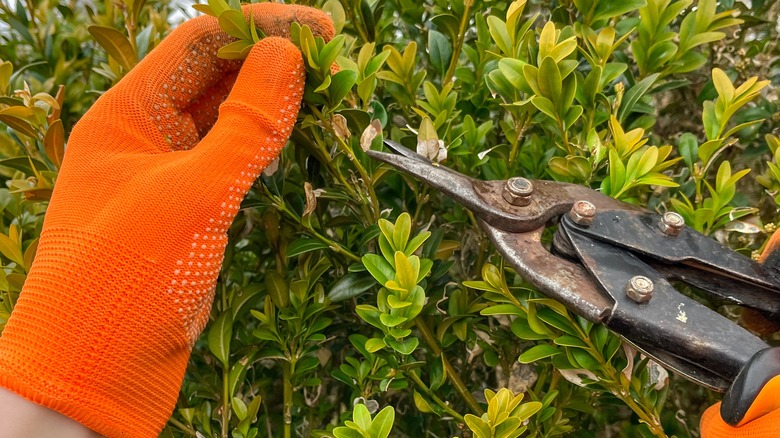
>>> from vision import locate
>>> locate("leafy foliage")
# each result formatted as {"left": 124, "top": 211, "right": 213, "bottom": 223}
{"left": 1, "top": 0, "right": 779, "bottom": 436}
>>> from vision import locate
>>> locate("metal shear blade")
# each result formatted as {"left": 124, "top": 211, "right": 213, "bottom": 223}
{"left": 366, "top": 141, "right": 623, "bottom": 322}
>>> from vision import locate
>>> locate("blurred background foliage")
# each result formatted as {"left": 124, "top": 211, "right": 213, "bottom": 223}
{"left": 0, "top": 0, "right": 779, "bottom": 436}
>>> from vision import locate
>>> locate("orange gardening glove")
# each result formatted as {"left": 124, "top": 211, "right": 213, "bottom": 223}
{"left": 700, "top": 230, "right": 780, "bottom": 438}
{"left": 0, "top": 4, "right": 332, "bottom": 437}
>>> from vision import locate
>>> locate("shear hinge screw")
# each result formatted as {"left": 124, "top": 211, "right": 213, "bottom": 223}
{"left": 569, "top": 200, "right": 596, "bottom": 226}
{"left": 626, "top": 275, "right": 654, "bottom": 303}
{"left": 659, "top": 211, "right": 684, "bottom": 236}
{"left": 503, "top": 177, "right": 534, "bottom": 206}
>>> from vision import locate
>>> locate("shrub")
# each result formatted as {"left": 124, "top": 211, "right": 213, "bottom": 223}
{"left": 0, "top": 0, "right": 778, "bottom": 436}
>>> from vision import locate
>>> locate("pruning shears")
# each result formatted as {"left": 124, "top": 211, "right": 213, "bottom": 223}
{"left": 367, "top": 140, "right": 780, "bottom": 427}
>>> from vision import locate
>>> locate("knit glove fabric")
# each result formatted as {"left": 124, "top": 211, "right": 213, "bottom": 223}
{"left": 701, "top": 404, "right": 780, "bottom": 437}
{"left": 0, "top": 4, "right": 332, "bottom": 437}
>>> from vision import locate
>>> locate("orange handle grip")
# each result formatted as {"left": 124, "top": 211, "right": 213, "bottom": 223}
{"left": 721, "top": 347, "right": 780, "bottom": 426}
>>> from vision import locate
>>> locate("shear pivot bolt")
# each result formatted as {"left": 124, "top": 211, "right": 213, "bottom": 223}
{"left": 659, "top": 212, "right": 684, "bottom": 236}
{"left": 569, "top": 200, "right": 596, "bottom": 226}
{"left": 626, "top": 275, "right": 654, "bottom": 303}
{"left": 503, "top": 177, "right": 534, "bottom": 206}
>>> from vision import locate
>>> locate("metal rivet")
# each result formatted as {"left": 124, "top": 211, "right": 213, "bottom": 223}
{"left": 502, "top": 177, "right": 534, "bottom": 206}
{"left": 659, "top": 212, "right": 684, "bottom": 236}
{"left": 569, "top": 200, "right": 596, "bottom": 226}
{"left": 626, "top": 275, "right": 654, "bottom": 303}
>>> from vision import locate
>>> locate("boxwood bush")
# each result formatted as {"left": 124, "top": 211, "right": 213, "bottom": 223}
{"left": 1, "top": 0, "right": 779, "bottom": 436}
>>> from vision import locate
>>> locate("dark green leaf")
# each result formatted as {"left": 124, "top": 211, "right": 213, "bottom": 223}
{"left": 286, "top": 238, "right": 329, "bottom": 258}
{"left": 427, "top": 30, "right": 452, "bottom": 75}
{"left": 329, "top": 70, "right": 358, "bottom": 105}
{"left": 208, "top": 311, "right": 233, "bottom": 368}
{"left": 328, "top": 272, "right": 376, "bottom": 302}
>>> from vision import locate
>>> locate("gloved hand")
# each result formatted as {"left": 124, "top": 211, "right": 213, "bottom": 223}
{"left": 700, "top": 230, "right": 780, "bottom": 437}
{"left": 0, "top": 4, "right": 332, "bottom": 437}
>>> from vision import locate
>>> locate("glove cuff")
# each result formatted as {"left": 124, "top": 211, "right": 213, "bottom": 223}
{"left": 0, "top": 227, "right": 192, "bottom": 437}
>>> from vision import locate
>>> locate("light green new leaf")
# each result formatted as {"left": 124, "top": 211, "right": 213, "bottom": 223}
{"left": 393, "top": 212, "right": 412, "bottom": 251}
{"left": 368, "top": 406, "right": 395, "bottom": 438}
{"left": 487, "top": 16, "right": 511, "bottom": 55}
{"left": 518, "top": 344, "right": 561, "bottom": 363}
{"left": 218, "top": 9, "right": 251, "bottom": 40}
{"left": 217, "top": 39, "right": 253, "bottom": 60}
{"left": 322, "top": 0, "right": 346, "bottom": 34}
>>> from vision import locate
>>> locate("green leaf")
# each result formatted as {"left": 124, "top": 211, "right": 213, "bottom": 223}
{"left": 413, "top": 390, "right": 435, "bottom": 413}
{"left": 355, "top": 305, "right": 383, "bottom": 330}
{"left": 232, "top": 396, "right": 248, "bottom": 420}
{"left": 678, "top": 133, "right": 698, "bottom": 169}
{"left": 88, "top": 25, "right": 137, "bottom": 70}
{"left": 379, "top": 312, "right": 407, "bottom": 327}
{"left": 618, "top": 73, "right": 659, "bottom": 123}
{"left": 218, "top": 9, "right": 251, "bottom": 40}
{"left": 192, "top": 3, "right": 215, "bottom": 16}
{"left": 592, "top": 0, "right": 647, "bottom": 23}
{"left": 286, "top": 238, "right": 329, "bottom": 257}
{"left": 554, "top": 335, "right": 589, "bottom": 349}
{"left": 333, "top": 427, "right": 363, "bottom": 438}
{"left": 394, "top": 251, "right": 417, "bottom": 291}
{"left": 353, "top": 403, "right": 372, "bottom": 431}
{"left": 531, "top": 96, "right": 558, "bottom": 120}
{"left": 0, "top": 106, "right": 39, "bottom": 138}
{"left": 328, "top": 272, "right": 376, "bottom": 302}
{"left": 0, "top": 60, "right": 12, "bottom": 94}
{"left": 207, "top": 0, "right": 230, "bottom": 16}
{"left": 386, "top": 294, "right": 411, "bottom": 309}
{"left": 237, "top": 396, "right": 262, "bottom": 432}
{"left": 217, "top": 39, "right": 254, "bottom": 60}
{"left": 427, "top": 30, "right": 452, "bottom": 75}
{"left": 393, "top": 212, "right": 412, "bottom": 251}
{"left": 518, "top": 344, "right": 561, "bottom": 363}
{"left": 385, "top": 336, "right": 418, "bottom": 354}
{"left": 571, "top": 348, "right": 601, "bottom": 371}
{"left": 322, "top": 0, "right": 346, "bottom": 34}
{"left": 481, "top": 304, "right": 524, "bottom": 316}
{"left": 464, "top": 414, "right": 491, "bottom": 438}
{"left": 537, "top": 56, "right": 562, "bottom": 102}
{"left": 712, "top": 68, "right": 734, "bottom": 102}
{"left": 265, "top": 270, "right": 289, "bottom": 309}
{"left": 511, "top": 318, "right": 549, "bottom": 340}
{"left": 248, "top": 10, "right": 264, "bottom": 43}
{"left": 208, "top": 311, "right": 233, "bottom": 368}
{"left": 404, "top": 231, "right": 430, "bottom": 256}
{"left": 319, "top": 35, "right": 346, "bottom": 74}
{"left": 368, "top": 406, "right": 395, "bottom": 438}
{"left": 432, "top": 14, "right": 459, "bottom": 41}
{"left": 362, "top": 253, "right": 394, "bottom": 284}
{"left": 365, "top": 337, "right": 386, "bottom": 352}
{"left": 43, "top": 119, "right": 64, "bottom": 168}
{"left": 329, "top": 69, "right": 357, "bottom": 105}
{"left": 0, "top": 232, "right": 22, "bottom": 267}
{"left": 487, "top": 16, "right": 511, "bottom": 55}
{"left": 314, "top": 75, "right": 332, "bottom": 94}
